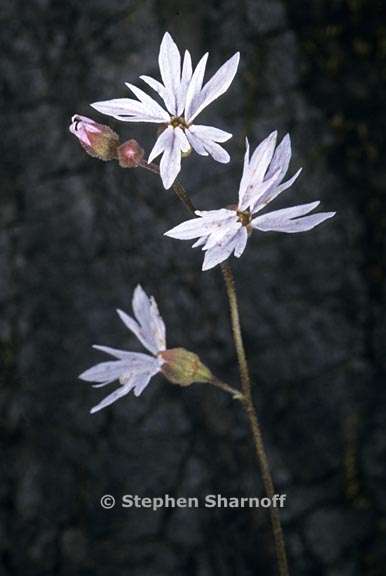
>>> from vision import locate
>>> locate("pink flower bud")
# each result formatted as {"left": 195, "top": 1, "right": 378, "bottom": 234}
{"left": 69, "top": 115, "right": 119, "bottom": 161}
{"left": 117, "top": 139, "right": 145, "bottom": 168}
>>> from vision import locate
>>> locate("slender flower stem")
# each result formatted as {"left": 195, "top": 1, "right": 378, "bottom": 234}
{"left": 140, "top": 160, "right": 196, "bottom": 214}
{"left": 209, "top": 377, "right": 244, "bottom": 399}
{"left": 139, "top": 162, "right": 289, "bottom": 576}
{"left": 221, "top": 262, "right": 289, "bottom": 576}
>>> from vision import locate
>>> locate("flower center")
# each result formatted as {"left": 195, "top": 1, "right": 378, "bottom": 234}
{"left": 170, "top": 116, "right": 189, "bottom": 129}
{"left": 237, "top": 210, "right": 252, "bottom": 226}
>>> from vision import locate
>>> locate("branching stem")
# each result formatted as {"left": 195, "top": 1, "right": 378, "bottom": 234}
{"left": 139, "top": 162, "right": 289, "bottom": 576}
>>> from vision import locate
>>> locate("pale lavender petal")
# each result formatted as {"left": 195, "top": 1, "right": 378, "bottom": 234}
{"left": 124, "top": 82, "right": 170, "bottom": 121}
{"left": 91, "top": 98, "right": 169, "bottom": 123}
{"left": 149, "top": 297, "right": 167, "bottom": 352}
{"left": 265, "top": 133, "right": 291, "bottom": 183}
{"left": 273, "top": 168, "right": 302, "bottom": 196}
{"left": 91, "top": 378, "right": 117, "bottom": 389}
{"left": 202, "top": 231, "right": 240, "bottom": 271}
{"left": 184, "top": 52, "right": 209, "bottom": 122}
{"left": 175, "top": 126, "right": 191, "bottom": 154}
{"left": 116, "top": 309, "right": 152, "bottom": 354}
{"left": 199, "top": 139, "right": 230, "bottom": 163}
{"left": 158, "top": 32, "right": 181, "bottom": 115}
{"left": 251, "top": 201, "right": 335, "bottom": 233}
{"left": 252, "top": 168, "right": 302, "bottom": 214}
{"left": 165, "top": 209, "right": 235, "bottom": 240}
{"left": 90, "top": 384, "right": 135, "bottom": 414}
{"left": 187, "top": 126, "right": 230, "bottom": 163}
{"left": 132, "top": 284, "right": 166, "bottom": 353}
{"left": 202, "top": 220, "right": 241, "bottom": 250}
{"left": 252, "top": 201, "right": 320, "bottom": 227}
{"left": 195, "top": 209, "right": 235, "bottom": 220}
{"left": 234, "top": 227, "right": 248, "bottom": 257}
{"left": 165, "top": 218, "right": 215, "bottom": 240}
{"left": 159, "top": 127, "right": 183, "bottom": 189}
{"left": 264, "top": 212, "right": 335, "bottom": 233}
{"left": 177, "top": 50, "right": 193, "bottom": 115}
{"left": 148, "top": 128, "right": 172, "bottom": 164}
{"left": 185, "top": 129, "right": 209, "bottom": 156}
{"left": 192, "top": 235, "right": 208, "bottom": 248}
{"left": 79, "top": 360, "right": 131, "bottom": 383}
{"left": 92, "top": 345, "right": 158, "bottom": 365}
{"left": 185, "top": 52, "right": 240, "bottom": 123}
{"left": 238, "top": 137, "right": 251, "bottom": 207}
{"left": 140, "top": 74, "right": 169, "bottom": 105}
{"left": 189, "top": 125, "right": 232, "bottom": 143}
{"left": 247, "top": 131, "right": 278, "bottom": 184}
{"left": 241, "top": 168, "right": 281, "bottom": 212}
{"left": 133, "top": 372, "right": 154, "bottom": 397}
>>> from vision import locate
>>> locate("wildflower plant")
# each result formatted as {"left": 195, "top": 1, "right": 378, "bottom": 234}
{"left": 71, "top": 31, "right": 335, "bottom": 576}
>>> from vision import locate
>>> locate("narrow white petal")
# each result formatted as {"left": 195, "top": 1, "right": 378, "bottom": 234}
{"left": 184, "top": 52, "right": 209, "bottom": 122}
{"left": 195, "top": 208, "right": 236, "bottom": 222}
{"left": 165, "top": 218, "right": 217, "bottom": 240}
{"left": 117, "top": 309, "right": 158, "bottom": 355}
{"left": 188, "top": 126, "right": 230, "bottom": 163}
{"left": 90, "top": 384, "right": 134, "bottom": 414}
{"left": 148, "top": 128, "right": 172, "bottom": 164}
{"left": 91, "top": 378, "right": 117, "bottom": 389}
{"left": 252, "top": 168, "right": 303, "bottom": 214}
{"left": 248, "top": 131, "right": 278, "bottom": 183}
{"left": 202, "top": 231, "right": 240, "bottom": 271}
{"left": 254, "top": 211, "right": 336, "bottom": 233}
{"left": 132, "top": 284, "right": 166, "bottom": 353}
{"left": 253, "top": 201, "right": 320, "bottom": 224}
{"left": 149, "top": 297, "right": 167, "bottom": 352}
{"left": 238, "top": 137, "right": 251, "bottom": 207}
{"left": 189, "top": 125, "right": 232, "bottom": 143}
{"left": 133, "top": 372, "right": 154, "bottom": 397}
{"left": 185, "top": 52, "right": 240, "bottom": 123}
{"left": 92, "top": 345, "right": 156, "bottom": 364}
{"left": 158, "top": 32, "right": 181, "bottom": 115}
{"left": 175, "top": 126, "right": 191, "bottom": 153}
{"left": 274, "top": 168, "right": 303, "bottom": 196}
{"left": 251, "top": 201, "right": 335, "bottom": 233}
{"left": 234, "top": 227, "right": 248, "bottom": 257}
{"left": 201, "top": 139, "right": 230, "bottom": 163}
{"left": 177, "top": 50, "right": 193, "bottom": 115}
{"left": 192, "top": 235, "right": 208, "bottom": 248}
{"left": 185, "top": 129, "right": 209, "bottom": 156}
{"left": 265, "top": 133, "right": 291, "bottom": 183}
{"left": 91, "top": 98, "right": 169, "bottom": 123}
{"left": 242, "top": 168, "right": 281, "bottom": 212}
{"left": 140, "top": 74, "right": 169, "bottom": 106}
{"left": 203, "top": 220, "right": 241, "bottom": 250}
{"left": 124, "top": 82, "right": 170, "bottom": 121}
{"left": 79, "top": 360, "right": 131, "bottom": 383}
{"left": 165, "top": 209, "right": 235, "bottom": 240}
{"left": 159, "top": 127, "right": 183, "bottom": 189}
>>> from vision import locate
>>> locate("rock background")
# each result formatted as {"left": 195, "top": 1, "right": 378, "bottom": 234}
{"left": 1, "top": 0, "right": 385, "bottom": 574}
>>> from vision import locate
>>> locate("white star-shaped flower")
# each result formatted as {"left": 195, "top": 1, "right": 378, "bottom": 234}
{"left": 91, "top": 32, "right": 240, "bottom": 189}
{"left": 165, "top": 131, "right": 336, "bottom": 270}
{"left": 79, "top": 285, "right": 166, "bottom": 413}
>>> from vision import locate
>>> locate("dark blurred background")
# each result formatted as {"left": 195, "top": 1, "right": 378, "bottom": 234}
{"left": 1, "top": 0, "right": 385, "bottom": 574}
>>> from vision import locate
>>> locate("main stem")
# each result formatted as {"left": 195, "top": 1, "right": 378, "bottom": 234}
{"left": 221, "top": 262, "right": 289, "bottom": 576}
{"left": 140, "top": 161, "right": 289, "bottom": 575}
